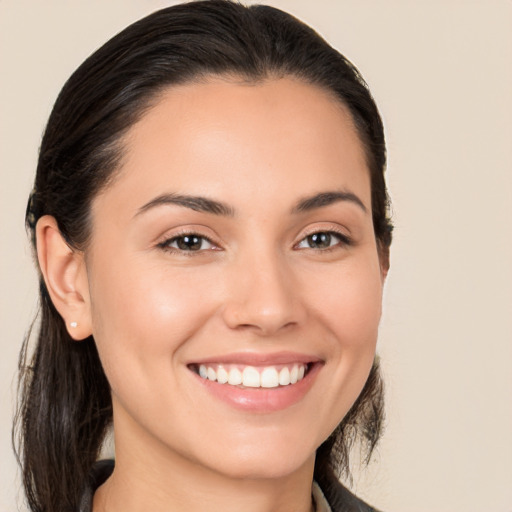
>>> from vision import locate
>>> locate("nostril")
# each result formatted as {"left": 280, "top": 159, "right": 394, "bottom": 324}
{"left": 229, "top": 319, "right": 297, "bottom": 336}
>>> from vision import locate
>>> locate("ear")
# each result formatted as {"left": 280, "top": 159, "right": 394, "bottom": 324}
{"left": 36, "top": 215, "right": 92, "bottom": 341}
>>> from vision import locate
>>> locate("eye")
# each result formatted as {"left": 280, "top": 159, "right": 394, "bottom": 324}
{"left": 296, "top": 231, "right": 350, "bottom": 250}
{"left": 159, "top": 233, "right": 216, "bottom": 252}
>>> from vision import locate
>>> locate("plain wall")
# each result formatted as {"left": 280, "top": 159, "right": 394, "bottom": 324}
{"left": 1, "top": 1, "right": 511, "bottom": 511}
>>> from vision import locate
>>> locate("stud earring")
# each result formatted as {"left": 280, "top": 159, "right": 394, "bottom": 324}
{"left": 70, "top": 321, "right": 78, "bottom": 328}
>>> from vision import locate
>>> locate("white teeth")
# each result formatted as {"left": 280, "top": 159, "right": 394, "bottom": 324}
{"left": 242, "top": 366, "right": 260, "bottom": 387}
{"left": 227, "top": 367, "right": 242, "bottom": 385}
{"left": 217, "top": 365, "right": 228, "bottom": 384}
{"left": 196, "top": 363, "right": 308, "bottom": 388}
{"left": 260, "top": 367, "right": 279, "bottom": 388}
{"left": 278, "top": 367, "right": 291, "bottom": 386}
{"left": 290, "top": 364, "right": 299, "bottom": 384}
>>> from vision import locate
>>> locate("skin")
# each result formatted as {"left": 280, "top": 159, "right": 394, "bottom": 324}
{"left": 37, "top": 77, "right": 387, "bottom": 512}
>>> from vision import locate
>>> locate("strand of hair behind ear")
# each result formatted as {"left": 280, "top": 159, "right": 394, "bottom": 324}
{"left": 13, "top": 289, "right": 112, "bottom": 512}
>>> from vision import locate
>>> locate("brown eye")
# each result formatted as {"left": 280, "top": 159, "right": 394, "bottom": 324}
{"left": 307, "top": 232, "right": 333, "bottom": 249}
{"left": 296, "top": 231, "right": 350, "bottom": 250}
{"left": 161, "top": 234, "right": 214, "bottom": 252}
{"left": 175, "top": 235, "right": 203, "bottom": 251}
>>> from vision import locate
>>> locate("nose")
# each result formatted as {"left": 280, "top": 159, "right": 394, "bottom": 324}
{"left": 221, "top": 249, "right": 304, "bottom": 336}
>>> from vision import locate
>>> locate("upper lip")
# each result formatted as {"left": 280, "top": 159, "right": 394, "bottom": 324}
{"left": 188, "top": 351, "right": 323, "bottom": 366}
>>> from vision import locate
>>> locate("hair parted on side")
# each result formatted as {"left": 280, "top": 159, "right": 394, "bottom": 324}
{"left": 14, "top": 1, "right": 392, "bottom": 511}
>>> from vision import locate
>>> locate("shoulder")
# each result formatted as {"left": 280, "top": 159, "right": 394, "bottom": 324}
{"left": 316, "top": 468, "right": 383, "bottom": 512}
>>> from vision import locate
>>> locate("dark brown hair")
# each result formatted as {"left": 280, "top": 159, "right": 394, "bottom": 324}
{"left": 15, "top": 1, "right": 392, "bottom": 510}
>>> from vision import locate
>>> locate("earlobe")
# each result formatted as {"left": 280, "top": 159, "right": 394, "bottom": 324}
{"left": 36, "top": 215, "right": 92, "bottom": 341}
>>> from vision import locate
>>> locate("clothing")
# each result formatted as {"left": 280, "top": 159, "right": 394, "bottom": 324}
{"left": 314, "top": 468, "right": 381, "bottom": 512}
{"left": 312, "top": 481, "right": 333, "bottom": 512}
{"left": 80, "top": 460, "right": 381, "bottom": 512}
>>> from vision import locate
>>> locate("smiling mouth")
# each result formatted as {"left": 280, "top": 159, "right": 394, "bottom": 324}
{"left": 189, "top": 363, "right": 313, "bottom": 389}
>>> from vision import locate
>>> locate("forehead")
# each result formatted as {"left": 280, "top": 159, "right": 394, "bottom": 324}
{"left": 96, "top": 77, "right": 371, "bottom": 215}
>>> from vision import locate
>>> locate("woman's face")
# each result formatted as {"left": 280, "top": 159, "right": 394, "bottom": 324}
{"left": 84, "top": 77, "right": 385, "bottom": 480}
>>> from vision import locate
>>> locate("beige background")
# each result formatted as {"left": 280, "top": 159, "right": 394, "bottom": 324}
{"left": 1, "top": 1, "right": 511, "bottom": 511}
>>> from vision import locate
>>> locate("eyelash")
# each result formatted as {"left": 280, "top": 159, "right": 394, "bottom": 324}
{"left": 157, "top": 228, "right": 351, "bottom": 256}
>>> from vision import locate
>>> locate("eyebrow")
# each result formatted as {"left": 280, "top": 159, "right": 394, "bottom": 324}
{"left": 136, "top": 189, "right": 367, "bottom": 218}
{"left": 136, "top": 193, "right": 235, "bottom": 217}
{"left": 292, "top": 191, "right": 367, "bottom": 214}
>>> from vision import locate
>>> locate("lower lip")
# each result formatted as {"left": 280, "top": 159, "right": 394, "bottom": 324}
{"left": 191, "top": 363, "right": 322, "bottom": 413}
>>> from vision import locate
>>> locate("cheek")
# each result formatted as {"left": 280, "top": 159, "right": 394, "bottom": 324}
{"left": 306, "top": 254, "right": 383, "bottom": 349}
{"left": 304, "top": 254, "right": 383, "bottom": 421}
{"left": 334, "top": 280, "right": 382, "bottom": 349}
{"left": 87, "top": 256, "right": 217, "bottom": 392}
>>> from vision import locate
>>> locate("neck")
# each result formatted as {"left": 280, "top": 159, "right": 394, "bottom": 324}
{"left": 94, "top": 418, "right": 316, "bottom": 512}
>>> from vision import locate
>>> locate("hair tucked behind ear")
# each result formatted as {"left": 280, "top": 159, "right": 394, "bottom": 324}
{"left": 14, "top": 2, "right": 392, "bottom": 510}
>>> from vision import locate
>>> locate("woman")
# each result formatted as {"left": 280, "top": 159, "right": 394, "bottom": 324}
{"left": 15, "top": 1, "right": 392, "bottom": 511}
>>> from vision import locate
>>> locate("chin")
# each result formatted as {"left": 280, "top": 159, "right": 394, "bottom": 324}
{"left": 189, "top": 432, "right": 319, "bottom": 481}
{"left": 210, "top": 451, "right": 314, "bottom": 481}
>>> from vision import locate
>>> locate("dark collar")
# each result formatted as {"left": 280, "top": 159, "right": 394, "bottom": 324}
{"left": 314, "top": 467, "right": 382, "bottom": 512}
